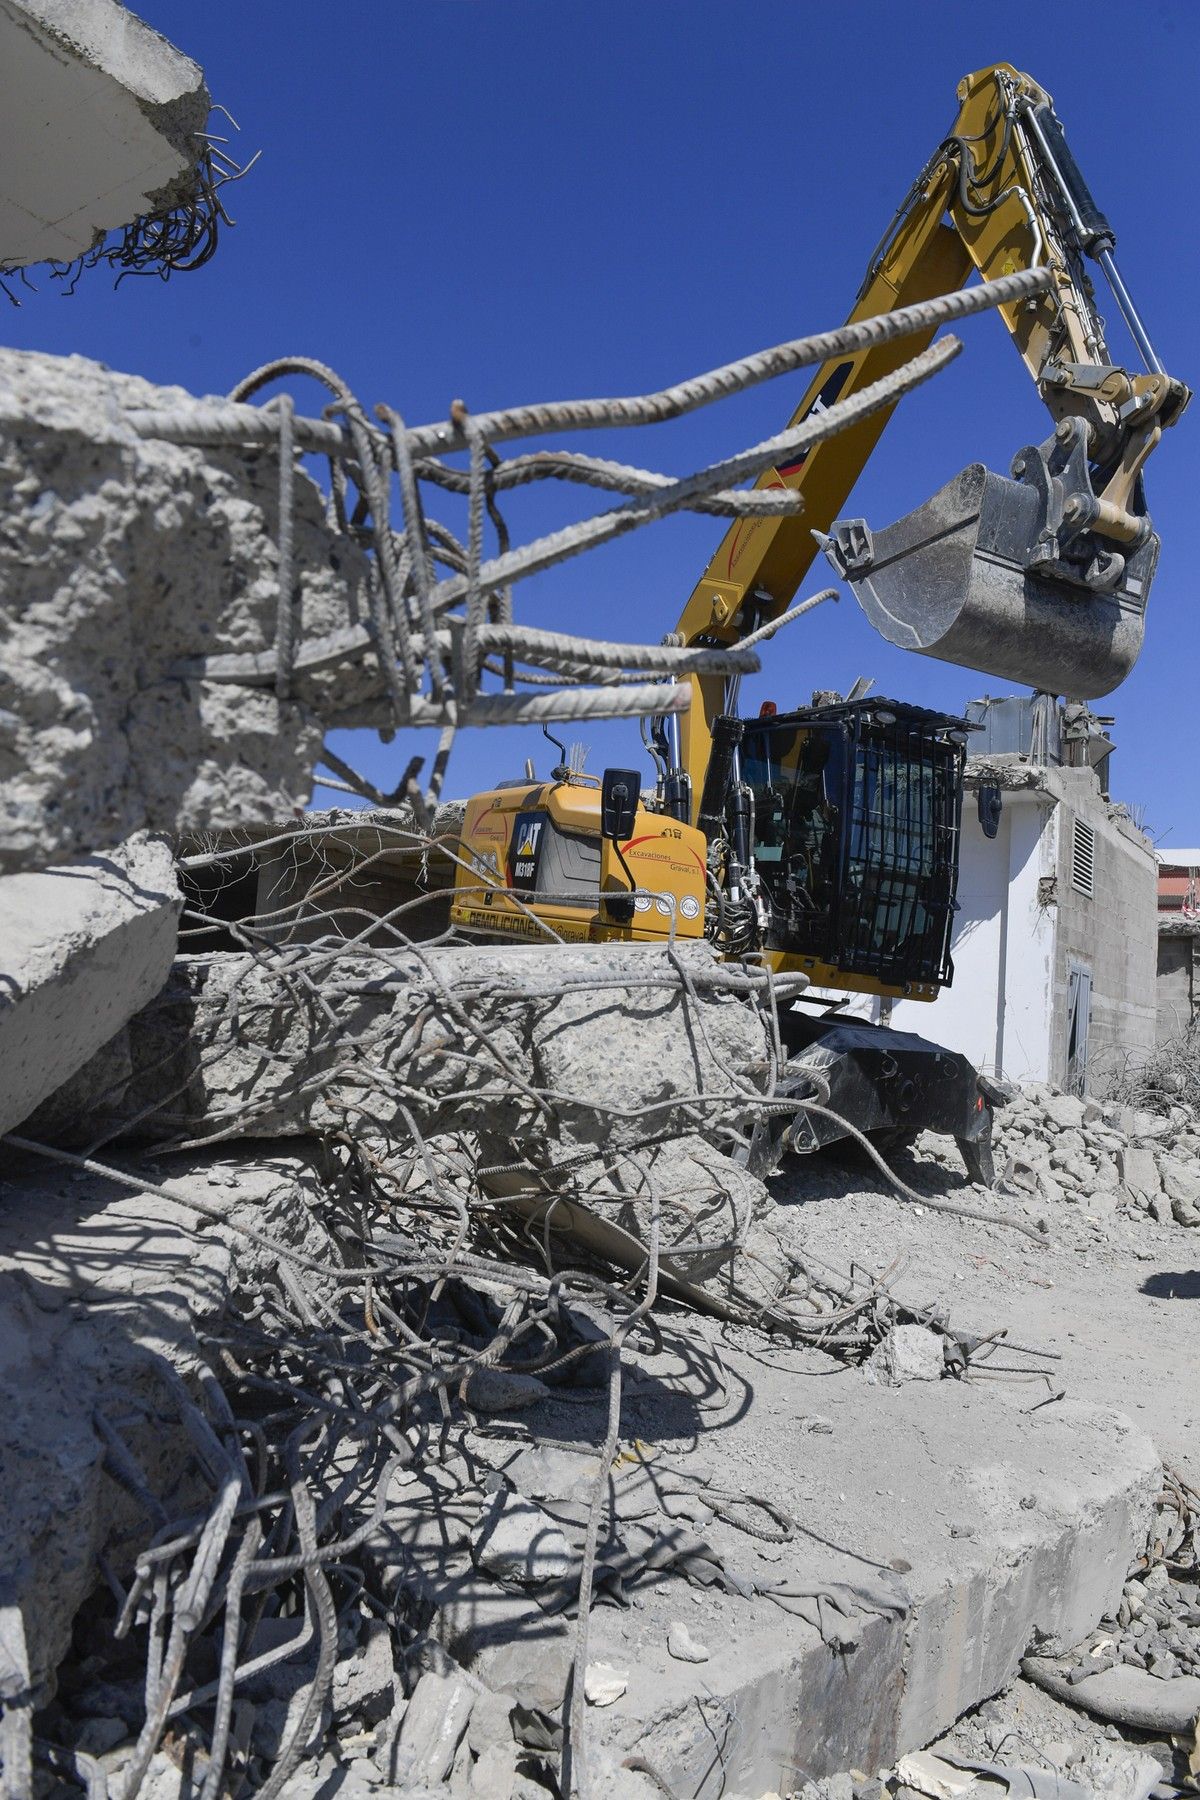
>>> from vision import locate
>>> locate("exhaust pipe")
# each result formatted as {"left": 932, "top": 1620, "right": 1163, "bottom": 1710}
{"left": 821, "top": 421, "right": 1158, "bottom": 699}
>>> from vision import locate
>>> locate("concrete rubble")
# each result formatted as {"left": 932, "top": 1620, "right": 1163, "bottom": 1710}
{"left": 0, "top": 0, "right": 211, "bottom": 271}
{"left": 2, "top": 768, "right": 1198, "bottom": 1800}
{"left": 916, "top": 1082, "right": 1200, "bottom": 1230}
{"left": 2, "top": 353, "right": 1200, "bottom": 1800}
{"left": 5, "top": 911, "right": 1200, "bottom": 1798}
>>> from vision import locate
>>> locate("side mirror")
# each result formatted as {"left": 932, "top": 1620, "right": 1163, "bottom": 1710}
{"left": 600, "top": 768, "right": 640, "bottom": 842}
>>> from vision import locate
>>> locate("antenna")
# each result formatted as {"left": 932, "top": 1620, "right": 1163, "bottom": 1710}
{"left": 542, "top": 724, "right": 570, "bottom": 781}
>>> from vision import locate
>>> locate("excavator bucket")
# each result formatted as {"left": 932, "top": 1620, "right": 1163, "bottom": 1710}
{"left": 821, "top": 427, "right": 1159, "bottom": 700}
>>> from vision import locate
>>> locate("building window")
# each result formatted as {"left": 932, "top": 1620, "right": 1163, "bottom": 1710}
{"left": 1071, "top": 817, "right": 1096, "bottom": 898}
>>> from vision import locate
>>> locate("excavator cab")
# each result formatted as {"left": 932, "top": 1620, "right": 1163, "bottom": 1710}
{"left": 714, "top": 697, "right": 996, "bottom": 1182}
{"left": 741, "top": 698, "right": 968, "bottom": 995}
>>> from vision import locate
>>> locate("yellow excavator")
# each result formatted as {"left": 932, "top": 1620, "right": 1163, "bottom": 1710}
{"left": 450, "top": 64, "right": 1187, "bottom": 1172}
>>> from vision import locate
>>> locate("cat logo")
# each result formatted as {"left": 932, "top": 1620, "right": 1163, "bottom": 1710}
{"left": 508, "top": 812, "right": 545, "bottom": 892}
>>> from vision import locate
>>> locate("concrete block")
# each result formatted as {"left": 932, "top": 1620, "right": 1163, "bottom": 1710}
{"left": 1043, "top": 1093, "right": 1087, "bottom": 1132}
{"left": 469, "top": 1742, "right": 518, "bottom": 1798}
{"left": 1117, "top": 1146, "right": 1161, "bottom": 1199}
{"left": 576, "top": 1368, "right": 1158, "bottom": 1797}
{"left": 470, "top": 1492, "right": 572, "bottom": 1586}
{"left": 331, "top": 1617, "right": 396, "bottom": 1725}
{"left": 0, "top": 832, "right": 180, "bottom": 1136}
{"left": 0, "top": 349, "right": 374, "bottom": 873}
{"left": 33, "top": 940, "right": 767, "bottom": 1157}
{"left": 392, "top": 1671, "right": 474, "bottom": 1787}
{"left": 1157, "top": 1154, "right": 1200, "bottom": 1208}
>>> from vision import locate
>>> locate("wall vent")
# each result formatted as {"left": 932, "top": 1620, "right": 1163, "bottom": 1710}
{"left": 1071, "top": 817, "right": 1096, "bottom": 897}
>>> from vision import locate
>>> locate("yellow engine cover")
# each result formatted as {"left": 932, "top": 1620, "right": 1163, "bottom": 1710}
{"left": 450, "top": 779, "right": 706, "bottom": 945}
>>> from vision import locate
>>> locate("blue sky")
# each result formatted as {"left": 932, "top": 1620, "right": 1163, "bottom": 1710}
{"left": 10, "top": 1, "right": 1197, "bottom": 839}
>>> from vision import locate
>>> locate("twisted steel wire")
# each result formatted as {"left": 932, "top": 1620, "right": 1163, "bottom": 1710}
{"left": 114, "top": 268, "right": 1048, "bottom": 749}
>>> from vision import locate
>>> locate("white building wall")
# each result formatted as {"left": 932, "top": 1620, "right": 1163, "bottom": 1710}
{"left": 994, "top": 795, "right": 1057, "bottom": 1082}
{"left": 888, "top": 809, "right": 1010, "bottom": 1073}
{"left": 874, "top": 791, "right": 1057, "bottom": 1082}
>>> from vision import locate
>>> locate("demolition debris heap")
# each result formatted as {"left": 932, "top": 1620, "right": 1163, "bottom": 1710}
{"left": 1, "top": 302, "right": 1198, "bottom": 1800}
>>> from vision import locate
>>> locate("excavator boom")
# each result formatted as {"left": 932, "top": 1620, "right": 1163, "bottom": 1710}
{"left": 674, "top": 63, "right": 1188, "bottom": 802}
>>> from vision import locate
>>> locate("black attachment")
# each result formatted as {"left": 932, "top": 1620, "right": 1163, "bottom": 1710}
{"left": 741, "top": 1011, "right": 997, "bottom": 1185}
{"left": 1031, "top": 105, "right": 1116, "bottom": 258}
{"left": 603, "top": 889, "right": 636, "bottom": 925}
{"left": 661, "top": 769, "right": 693, "bottom": 825}
{"left": 599, "top": 767, "right": 640, "bottom": 924}
{"left": 728, "top": 782, "right": 753, "bottom": 877}
{"left": 600, "top": 768, "right": 640, "bottom": 842}
{"left": 977, "top": 786, "right": 1003, "bottom": 839}
{"left": 697, "top": 715, "right": 744, "bottom": 840}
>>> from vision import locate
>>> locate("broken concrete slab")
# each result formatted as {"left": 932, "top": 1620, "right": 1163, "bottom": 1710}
{"left": 0, "top": 349, "right": 376, "bottom": 873}
{"left": 1117, "top": 1146, "right": 1162, "bottom": 1199}
{"left": 468, "top": 1738, "right": 519, "bottom": 1797}
{"left": 666, "top": 1621, "right": 709, "bottom": 1663}
{"left": 562, "top": 1334, "right": 1159, "bottom": 1795}
{"left": 367, "top": 1272, "right": 1159, "bottom": 1797}
{"left": 388, "top": 1669, "right": 474, "bottom": 1787}
{"left": 331, "top": 1617, "right": 396, "bottom": 1725}
{"left": 866, "top": 1324, "right": 945, "bottom": 1385}
{"left": 0, "top": 831, "right": 180, "bottom": 1136}
{"left": 0, "top": 1146, "right": 331, "bottom": 1694}
{"left": 31, "top": 939, "right": 769, "bottom": 1154}
{"left": 0, "top": 0, "right": 209, "bottom": 270}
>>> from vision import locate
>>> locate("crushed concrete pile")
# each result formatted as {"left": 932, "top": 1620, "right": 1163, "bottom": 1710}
{"left": 1029, "top": 1502, "right": 1200, "bottom": 1691}
{"left": 914, "top": 1084, "right": 1200, "bottom": 1229}
{"left": 5, "top": 1130, "right": 1168, "bottom": 1800}
{"left": 7, "top": 308, "right": 1199, "bottom": 1800}
{"left": 2, "top": 793, "right": 1194, "bottom": 1800}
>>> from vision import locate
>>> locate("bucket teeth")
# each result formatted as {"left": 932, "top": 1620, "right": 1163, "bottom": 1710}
{"left": 820, "top": 446, "right": 1158, "bottom": 700}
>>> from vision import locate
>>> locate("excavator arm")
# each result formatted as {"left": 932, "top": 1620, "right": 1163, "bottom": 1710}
{"left": 672, "top": 63, "right": 1188, "bottom": 806}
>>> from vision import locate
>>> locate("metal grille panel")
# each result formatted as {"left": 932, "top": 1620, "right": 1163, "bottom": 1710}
{"left": 1071, "top": 817, "right": 1096, "bottom": 897}
{"left": 834, "top": 714, "right": 963, "bottom": 988}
